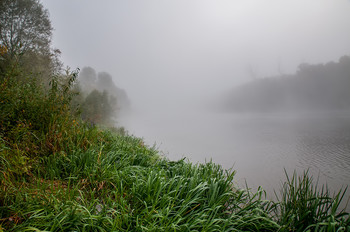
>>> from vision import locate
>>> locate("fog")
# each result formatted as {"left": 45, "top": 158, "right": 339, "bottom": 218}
{"left": 43, "top": 0, "right": 350, "bottom": 111}
{"left": 42, "top": 0, "right": 350, "bottom": 193}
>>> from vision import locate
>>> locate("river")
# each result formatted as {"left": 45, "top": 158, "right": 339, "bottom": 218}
{"left": 120, "top": 109, "right": 350, "bottom": 207}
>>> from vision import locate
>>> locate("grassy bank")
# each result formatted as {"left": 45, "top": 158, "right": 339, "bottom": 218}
{"left": 1, "top": 72, "right": 349, "bottom": 231}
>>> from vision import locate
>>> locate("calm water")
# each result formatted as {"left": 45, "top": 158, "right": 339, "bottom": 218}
{"left": 120, "top": 110, "right": 350, "bottom": 205}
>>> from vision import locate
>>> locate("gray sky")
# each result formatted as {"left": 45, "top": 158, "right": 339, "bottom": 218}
{"left": 42, "top": 0, "right": 350, "bottom": 110}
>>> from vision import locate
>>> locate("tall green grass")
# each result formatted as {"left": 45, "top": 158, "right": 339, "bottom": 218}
{"left": 273, "top": 170, "right": 350, "bottom": 231}
{"left": 1, "top": 147, "right": 280, "bottom": 231}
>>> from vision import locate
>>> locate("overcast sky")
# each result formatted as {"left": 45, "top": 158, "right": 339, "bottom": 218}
{"left": 42, "top": 0, "right": 350, "bottom": 111}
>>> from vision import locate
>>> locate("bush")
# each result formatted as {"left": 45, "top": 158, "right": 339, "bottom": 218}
{"left": 0, "top": 69, "right": 103, "bottom": 178}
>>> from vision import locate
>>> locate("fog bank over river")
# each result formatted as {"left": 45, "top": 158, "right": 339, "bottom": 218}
{"left": 120, "top": 108, "right": 350, "bottom": 199}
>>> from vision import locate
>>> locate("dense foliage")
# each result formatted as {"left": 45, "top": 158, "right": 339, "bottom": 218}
{"left": 0, "top": 0, "right": 62, "bottom": 78}
{"left": 0, "top": 69, "right": 99, "bottom": 176}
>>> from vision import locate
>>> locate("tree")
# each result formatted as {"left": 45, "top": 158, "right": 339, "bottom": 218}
{"left": 0, "top": 0, "right": 51, "bottom": 56}
{"left": 0, "top": 0, "right": 60, "bottom": 75}
{"left": 81, "top": 90, "right": 114, "bottom": 125}
{"left": 78, "top": 67, "right": 97, "bottom": 92}
{"left": 97, "top": 71, "right": 130, "bottom": 109}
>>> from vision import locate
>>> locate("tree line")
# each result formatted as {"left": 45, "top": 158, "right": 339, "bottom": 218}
{"left": 224, "top": 56, "right": 350, "bottom": 112}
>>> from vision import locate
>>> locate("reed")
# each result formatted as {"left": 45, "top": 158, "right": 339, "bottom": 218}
{"left": 273, "top": 170, "right": 350, "bottom": 231}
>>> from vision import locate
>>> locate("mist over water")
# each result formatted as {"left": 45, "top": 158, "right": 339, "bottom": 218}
{"left": 120, "top": 108, "right": 350, "bottom": 202}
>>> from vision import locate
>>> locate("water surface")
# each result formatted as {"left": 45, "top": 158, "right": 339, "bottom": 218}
{"left": 120, "top": 110, "right": 350, "bottom": 204}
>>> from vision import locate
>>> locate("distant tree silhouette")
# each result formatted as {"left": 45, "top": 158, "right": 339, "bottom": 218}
{"left": 77, "top": 67, "right": 130, "bottom": 126}
{"left": 225, "top": 55, "right": 350, "bottom": 112}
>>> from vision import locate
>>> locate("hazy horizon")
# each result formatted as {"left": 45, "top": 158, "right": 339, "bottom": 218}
{"left": 43, "top": 0, "right": 350, "bottom": 112}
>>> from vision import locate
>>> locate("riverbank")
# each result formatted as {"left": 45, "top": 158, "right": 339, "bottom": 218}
{"left": 1, "top": 74, "right": 349, "bottom": 231}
